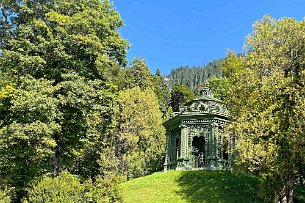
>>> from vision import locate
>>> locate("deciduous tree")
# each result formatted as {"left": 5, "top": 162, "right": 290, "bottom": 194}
{"left": 211, "top": 16, "right": 305, "bottom": 202}
{"left": 120, "top": 58, "right": 152, "bottom": 90}
{"left": 0, "top": 0, "right": 129, "bottom": 201}
{"left": 170, "top": 84, "right": 195, "bottom": 112}
{"left": 115, "top": 87, "right": 165, "bottom": 179}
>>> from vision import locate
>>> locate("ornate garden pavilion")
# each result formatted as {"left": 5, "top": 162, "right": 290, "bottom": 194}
{"left": 163, "top": 85, "right": 234, "bottom": 171}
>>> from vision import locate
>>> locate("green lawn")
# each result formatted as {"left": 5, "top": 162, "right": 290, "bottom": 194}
{"left": 121, "top": 170, "right": 263, "bottom": 203}
{"left": 121, "top": 170, "right": 305, "bottom": 203}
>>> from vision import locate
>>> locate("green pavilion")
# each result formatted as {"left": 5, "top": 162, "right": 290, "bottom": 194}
{"left": 163, "top": 85, "right": 235, "bottom": 171}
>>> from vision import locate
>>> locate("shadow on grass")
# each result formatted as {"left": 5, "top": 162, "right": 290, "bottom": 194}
{"left": 176, "top": 170, "right": 263, "bottom": 203}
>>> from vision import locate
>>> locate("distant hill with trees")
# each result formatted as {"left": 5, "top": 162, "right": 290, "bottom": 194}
{"left": 165, "top": 58, "right": 224, "bottom": 92}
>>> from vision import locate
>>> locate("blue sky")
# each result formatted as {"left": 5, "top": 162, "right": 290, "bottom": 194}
{"left": 114, "top": 0, "right": 305, "bottom": 75}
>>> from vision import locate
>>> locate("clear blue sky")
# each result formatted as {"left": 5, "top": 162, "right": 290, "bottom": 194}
{"left": 114, "top": 0, "right": 305, "bottom": 75}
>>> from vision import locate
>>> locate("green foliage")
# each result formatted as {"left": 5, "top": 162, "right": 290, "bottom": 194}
{"left": 115, "top": 87, "right": 165, "bottom": 179}
{"left": 0, "top": 76, "right": 59, "bottom": 199}
{"left": 121, "top": 170, "right": 263, "bottom": 203}
{"left": 1, "top": 0, "right": 129, "bottom": 81}
{"left": 215, "top": 15, "right": 305, "bottom": 202}
{"left": 0, "top": 85, "right": 14, "bottom": 100}
{"left": 121, "top": 60, "right": 171, "bottom": 119}
{"left": 155, "top": 68, "right": 161, "bottom": 77}
{"left": 294, "top": 185, "right": 305, "bottom": 203}
{"left": 0, "top": 74, "right": 119, "bottom": 200}
{"left": 208, "top": 76, "right": 231, "bottom": 101}
{"left": 152, "top": 69, "right": 171, "bottom": 119}
{"left": 84, "top": 173, "right": 122, "bottom": 203}
{"left": 166, "top": 58, "right": 224, "bottom": 92}
{"left": 170, "top": 84, "right": 195, "bottom": 112}
{"left": 0, "top": 0, "right": 129, "bottom": 201}
{"left": 209, "top": 51, "right": 245, "bottom": 101}
{"left": 24, "top": 171, "right": 86, "bottom": 203}
{"left": 56, "top": 73, "right": 117, "bottom": 179}
{"left": 0, "top": 187, "right": 11, "bottom": 203}
{"left": 120, "top": 58, "right": 153, "bottom": 90}
{"left": 24, "top": 170, "right": 121, "bottom": 203}
{"left": 0, "top": 84, "right": 15, "bottom": 113}
{"left": 0, "top": 0, "right": 21, "bottom": 49}
{"left": 221, "top": 51, "right": 244, "bottom": 78}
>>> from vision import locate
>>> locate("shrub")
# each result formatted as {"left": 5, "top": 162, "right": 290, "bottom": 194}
{"left": 0, "top": 187, "right": 11, "bottom": 203}
{"left": 23, "top": 171, "right": 122, "bottom": 203}
{"left": 23, "top": 171, "right": 85, "bottom": 203}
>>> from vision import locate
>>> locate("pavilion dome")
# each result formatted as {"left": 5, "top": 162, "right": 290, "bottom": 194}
{"left": 169, "top": 84, "right": 229, "bottom": 122}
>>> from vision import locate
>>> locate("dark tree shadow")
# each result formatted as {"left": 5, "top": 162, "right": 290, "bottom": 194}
{"left": 294, "top": 185, "right": 305, "bottom": 203}
{"left": 176, "top": 170, "right": 263, "bottom": 203}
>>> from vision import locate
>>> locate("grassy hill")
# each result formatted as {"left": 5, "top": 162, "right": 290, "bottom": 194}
{"left": 121, "top": 170, "right": 305, "bottom": 203}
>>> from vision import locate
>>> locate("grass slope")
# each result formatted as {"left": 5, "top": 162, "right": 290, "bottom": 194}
{"left": 121, "top": 170, "right": 263, "bottom": 203}
{"left": 121, "top": 170, "right": 305, "bottom": 203}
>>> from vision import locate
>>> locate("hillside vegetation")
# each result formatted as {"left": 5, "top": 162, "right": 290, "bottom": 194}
{"left": 121, "top": 170, "right": 305, "bottom": 203}
{"left": 121, "top": 170, "right": 262, "bottom": 203}
{"left": 166, "top": 58, "right": 224, "bottom": 92}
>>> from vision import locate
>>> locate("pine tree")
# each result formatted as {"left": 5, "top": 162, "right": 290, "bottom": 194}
{"left": 152, "top": 69, "right": 171, "bottom": 119}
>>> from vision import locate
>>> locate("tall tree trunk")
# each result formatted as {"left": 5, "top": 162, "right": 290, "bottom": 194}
{"left": 53, "top": 136, "right": 61, "bottom": 176}
{"left": 300, "top": 166, "right": 304, "bottom": 186}
{"left": 275, "top": 182, "right": 294, "bottom": 203}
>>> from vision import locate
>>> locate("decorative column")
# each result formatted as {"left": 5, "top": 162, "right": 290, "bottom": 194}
{"left": 187, "top": 126, "right": 195, "bottom": 168}
{"left": 179, "top": 124, "right": 186, "bottom": 158}
{"left": 177, "top": 124, "right": 189, "bottom": 169}
{"left": 204, "top": 127, "right": 209, "bottom": 167}
{"left": 209, "top": 122, "right": 219, "bottom": 169}
{"left": 215, "top": 124, "right": 219, "bottom": 160}
{"left": 164, "top": 132, "right": 170, "bottom": 171}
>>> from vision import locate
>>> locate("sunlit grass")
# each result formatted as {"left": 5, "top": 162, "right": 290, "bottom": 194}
{"left": 121, "top": 170, "right": 262, "bottom": 203}
{"left": 121, "top": 170, "right": 305, "bottom": 203}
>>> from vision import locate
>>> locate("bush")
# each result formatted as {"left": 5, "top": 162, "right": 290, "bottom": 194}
{"left": 0, "top": 187, "right": 11, "bottom": 203}
{"left": 23, "top": 171, "right": 86, "bottom": 203}
{"left": 23, "top": 171, "right": 122, "bottom": 203}
{"left": 84, "top": 175, "right": 122, "bottom": 203}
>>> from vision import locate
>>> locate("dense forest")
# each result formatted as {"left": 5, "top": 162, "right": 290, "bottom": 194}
{"left": 0, "top": 1, "right": 304, "bottom": 203}
{"left": 0, "top": 1, "right": 167, "bottom": 202}
{"left": 165, "top": 58, "right": 224, "bottom": 92}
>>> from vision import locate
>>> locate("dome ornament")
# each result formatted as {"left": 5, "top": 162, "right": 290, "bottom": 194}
{"left": 199, "top": 81, "right": 213, "bottom": 98}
